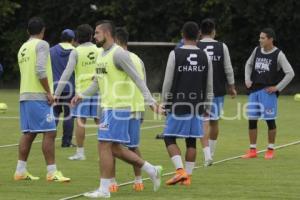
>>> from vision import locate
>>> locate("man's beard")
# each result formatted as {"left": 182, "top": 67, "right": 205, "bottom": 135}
{"left": 96, "top": 38, "right": 106, "bottom": 47}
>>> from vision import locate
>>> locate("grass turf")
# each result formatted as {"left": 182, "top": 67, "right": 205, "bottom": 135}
{"left": 0, "top": 89, "right": 299, "bottom": 200}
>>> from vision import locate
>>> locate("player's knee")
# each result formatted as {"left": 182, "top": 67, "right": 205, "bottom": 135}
{"left": 111, "top": 144, "right": 122, "bottom": 157}
{"left": 210, "top": 120, "right": 218, "bottom": 126}
{"left": 248, "top": 120, "right": 258, "bottom": 130}
{"left": 185, "top": 138, "right": 196, "bottom": 148}
{"left": 164, "top": 136, "right": 177, "bottom": 147}
{"left": 266, "top": 120, "right": 276, "bottom": 130}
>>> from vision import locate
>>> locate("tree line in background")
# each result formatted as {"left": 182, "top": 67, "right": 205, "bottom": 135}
{"left": 0, "top": 0, "right": 299, "bottom": 91}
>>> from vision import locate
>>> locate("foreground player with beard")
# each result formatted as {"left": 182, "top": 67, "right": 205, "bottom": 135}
{"left": 71, "top": 20, "right": 164, "bottom": 198}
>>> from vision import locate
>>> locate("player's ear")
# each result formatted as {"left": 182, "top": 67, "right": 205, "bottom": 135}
{"left": 212, "top": 30, "right": 216, "bottom": 38}
{"left": 197, "top": 31, "right": 201, "bottom": 40}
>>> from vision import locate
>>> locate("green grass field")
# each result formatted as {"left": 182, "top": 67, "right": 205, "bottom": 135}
{"left": 0, "top": 89, "right": 300, "bottom": 200}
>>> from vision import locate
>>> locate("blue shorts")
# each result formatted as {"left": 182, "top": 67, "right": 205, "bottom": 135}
{"left": 209, "top": 96, "right": 224, "bottom": 120}
{"left": 247, "top": 89, "right": 277, "bottom": 120}
{"left": 125, "top": 118, "right": 141, "bottom": 148}
{"left": 163, "top": 113, "right": 204, "bottom": 138}
{"left": 72, "top": 95, "right": 99, "bottom": 119}
{"left": 20, "top": 101, "right": 56, "bottom": 133}
{"left": 98, "top": 109, "right": 131, "bottom": 143}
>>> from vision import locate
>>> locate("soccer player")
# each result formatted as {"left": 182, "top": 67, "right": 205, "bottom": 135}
{"left": 55, "top": 24, "right": 100, "bottom": 160}
{"left": 50, "top": 29, "right": 76, "bottom": 147}
{"left": 72, "top": 20, "right": 163, "bottom": 198}
{"left": 108, "top": 27, "right": 147, "bottom": 192}
{"left": 197, "top": 18, "right": 237, "bottom": 163}
{"left": 14, "top": 17, "right": 70, "bottom": 182}
{"left": 162, "top": 21, "right": 213, "bottom": 186}
{"left": 242, "top": 28, "right": 294, "bottom": 159}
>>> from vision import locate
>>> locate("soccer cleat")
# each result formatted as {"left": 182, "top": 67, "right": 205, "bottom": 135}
{"left": 68, "top": 153, "right": 86, "bottom": 160}
{"left": 204, "top": 159, "right": 213, "bottom": 167}
{"left": 165, "top": 168, "right": 188, "bottom": 185}
{"left": 152, "top": 165, "right": 163, "bottom": 192}
{"left": 109, "top": 183, "right": 119, "bottom": 193}
{"left": 47, "top": 170, "right": 71, "bottom": 182}
{"left": 133, "top": 182, "right": 144, "bottom": 191}
{"left": 180, "top": 175, "right": 191, "bottom": 186}
{"left": 264, "top": 149, "right": 274, "bottom": 159}
{"left": 84, "top": 189, "right": 111, "bottom": 198}
{"left": 241, "top": 149, "right": 257, "bottom": 159}
{"left": 14, "top": 171, "right": 40, "bottom": 181}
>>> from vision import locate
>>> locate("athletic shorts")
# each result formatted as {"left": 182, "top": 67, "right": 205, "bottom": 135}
{"left": 247, "top": 89, "right": 277, "bottom": 120}
{"left": 72, "top": 95, "right": 99, "bottom": 119}
{"left": 208, "top": 96, "right": 224, "bottom": 120}
{"left": 163, "top": 113, "right": 204, "bottom": 138}
{"left": 98, "top": 109, "right": 131, "bottom": 143}
{"left": 20, "top": 100, "right": 56, "bottom": 133}
{"left": 125, "top": 118, "right": 141, "bottom": 148}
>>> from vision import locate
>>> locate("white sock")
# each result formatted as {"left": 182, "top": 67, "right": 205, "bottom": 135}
{"left": 268, "top": 144, "right": 274, "bottom": 149}
{"left": 250, "top": 144, "right": 257, "bottom": 149}
{"left": 171, "top": 155, "right": 184, "bottom": 170}
{"left": 203, "top": 147, "right": 212, "bottom": 161}
{"left": 141, "top": 161, "right": 156, "bottom": 178}
{"left": 47, "top": 164, "right": 57, "bottom": 175}
{"left": 134, "top": 176, "right": 143, "bottom": 184}
{"left": 16, "top": 160, "right": 27, "bottom": 174}
{"left": 77, "top": 147, "right": 84, "bottom": 155}
{"left": 209, "top": 139, "right": 217, "bottom": 157}
{"left": 99, "top": 178, "right": 111, "bottom": 194}
{"left": 110, "top": 177, "right": 117, "bottom": 184}
{"left": 185, "top": 161, "right": 195, "bottom": 175}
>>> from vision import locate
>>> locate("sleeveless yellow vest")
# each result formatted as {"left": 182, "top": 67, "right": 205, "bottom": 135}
{"left": 18, "top": 38, "right": 53, "bottom": 94}
{"left": 129, "top": 52, "right": 145, "bottom": 112}
{"left": 74, "top": 44, "right": 99, "bottom": 94}
{"left": 96, "top": 45, "right": 133, "bottom": 108}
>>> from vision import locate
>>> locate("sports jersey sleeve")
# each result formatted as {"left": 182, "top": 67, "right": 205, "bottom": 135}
{"left": 245, "top": 47, "right": 257, "bottom": 83}
{"left": 162, "top": 50, "right": 175, "bottom": 104}
{"left": 36, "top": 40, "right": 50, "bottom": 79}
{"left": 113, "top": 48, "right": 156, "bottom": 105}
{"left": 223, "top": 43, "right": 235, "bottom": 85}
{"left": 54, "top": 49, "right": 77, "bottom": 96}
{"left": 205, "top": 54, "right": 214, "bottom": 113}
{"left": 275, "top": 52, "right": 295, "bottom": 91}
{"left": 140, "top": 59, "right": 147, "bottom": 84}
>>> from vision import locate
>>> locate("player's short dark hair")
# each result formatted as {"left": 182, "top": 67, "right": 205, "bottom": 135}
{"left": 182, "top": 21, "right": 199, "bottom": 41}
{"left": 27, "top": 17, "right": 45, "bottom": 35}
{"left": 95, "top": 20, "right": 116, "bottom": 38}
{"left": 76, "top": 24, "right": 93, "bottom": 44}
{"left": 200, "top": 18, "right": 215, "bottom": 35}
{"left": 115, "top": 27, "right": 129, "bottom": 46}
{"left": 261, "top": 28, "right": 276, "bottom": 41}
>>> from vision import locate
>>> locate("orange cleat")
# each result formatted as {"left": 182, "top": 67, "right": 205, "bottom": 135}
{"left": 109, "top": 183, "right": 119, "bottom": 192}
{"left": 180, "top": 175, "right": 191, "bottom": 186}
{"left": 241, "top": 149, "right": 257, "bottom": 159}
{"left": 165, "top": 168, "right": 188, "bottom": 185}
{"left": 133, "top": 182, "right": 144, "bottom": 191}
{"left": 264, "top": 149, "right": 274, "bottom": 159}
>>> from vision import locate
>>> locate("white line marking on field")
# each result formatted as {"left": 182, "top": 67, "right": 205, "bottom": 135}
{"left": 0, "top": 124, "right": 164, "bottom": 148}
{"left": 58, "top": 140, "right": 300, "bottom": 200}
{"left": 0, "top": 116, "right": 19, "bottom": 119}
